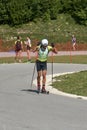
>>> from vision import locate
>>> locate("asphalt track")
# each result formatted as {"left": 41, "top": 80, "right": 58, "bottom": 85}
{"left": 0, "top": 63, "right": 87, "bottom": 130}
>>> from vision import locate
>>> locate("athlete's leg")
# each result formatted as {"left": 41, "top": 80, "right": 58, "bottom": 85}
{"left": 42, "top": 70, "right": 47, "bottom": 89}
{"left": 73, "top": 43, "right": 76, "bottom": 51}
{"left": 19, "top": 50, "right": 22, "bottom": 62}
{"left": 36, "top": 60, "right": 42, "bottom": 90}
{"left": 15, "top": 51, "right": 18, "bottom": 62}
{"left": 27, "top": 50, "right": 31, "bottom": 61}
{"left": 41, "top": 61, "right": 47, "bottom": 92}
{"left": 37, "top": 71, "right": 42, "bottom": 90}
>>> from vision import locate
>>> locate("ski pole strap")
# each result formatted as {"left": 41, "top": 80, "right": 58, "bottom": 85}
{"left": 51, "top": 43, "right": 55, "bottom": 48}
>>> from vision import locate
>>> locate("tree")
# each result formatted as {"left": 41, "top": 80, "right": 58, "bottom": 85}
{"left": 6, "top": 0, "right": 33, "bottom": 25}
{"left": 59, "top": 0, "right": 87, "bottom": 25}
{"left": 0, "top": 1, "right": 8, "bottom": 24}
{"left": 72, "top": 0, "right": 87, "bottom": 25}
{"left": 0, "top": 0, "right": 87, "bottom": 26}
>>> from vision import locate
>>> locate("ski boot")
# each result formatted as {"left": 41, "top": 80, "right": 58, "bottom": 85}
{"left": 41, "top": 87, "right": 49, "bottom": 94}
{"left": 37, "top": 86, "right": 41, "bottom": 94}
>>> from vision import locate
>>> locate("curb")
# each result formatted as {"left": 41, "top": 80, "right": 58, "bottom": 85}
{"left": 33, "top": 72, "right": 87, "bottom": 100}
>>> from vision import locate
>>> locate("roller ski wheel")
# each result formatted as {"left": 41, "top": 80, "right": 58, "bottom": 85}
{"left": 41, "top": 91, "right": 49, "bottom": 94}
{"left": 37, "top": 88, "right": 40, "bottom": 94}
{"left": 41, "top": 89, "right": 49, "bottom": 94}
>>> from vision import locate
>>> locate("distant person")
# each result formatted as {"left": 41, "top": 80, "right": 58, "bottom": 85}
{"left": 15, "top": 36, "right": 23, "bottom": 63}
{"left": 72, "top": 35, "right": 76, "bottom": 51}
{"left": 24, "top": 37, "right": 32, "bottom": 62}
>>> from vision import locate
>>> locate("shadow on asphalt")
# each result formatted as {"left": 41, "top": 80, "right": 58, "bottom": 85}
{"left": 21, "top": 89, "right": 39, "bottom": 94}
{"left": 21, "top": 89, "right": 50, "bottom": 95}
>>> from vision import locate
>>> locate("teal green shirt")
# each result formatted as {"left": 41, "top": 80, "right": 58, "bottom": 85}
{"left": 37, "top": 45, "right": 52, "bottom": 62}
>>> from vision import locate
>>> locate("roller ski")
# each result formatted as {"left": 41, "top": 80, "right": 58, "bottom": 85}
{"left": 41, "top": 90, "right": 49, "bottom": 94}
{"left": 37, "top": 87, "right": 49, "bottom": 94}
{"left": 41, "top": 87, "right": 49, "bottom": 94}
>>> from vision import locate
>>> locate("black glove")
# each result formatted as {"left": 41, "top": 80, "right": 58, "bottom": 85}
{"left": 51, "top": 43, "right": 55, "bottom": 48}
{"left": 37, "top": 42, "right": 41, "bottom": 46}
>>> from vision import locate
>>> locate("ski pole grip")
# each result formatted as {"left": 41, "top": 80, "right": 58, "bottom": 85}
{"left": 51, "top": 43, "right": 55, "bottom": 48}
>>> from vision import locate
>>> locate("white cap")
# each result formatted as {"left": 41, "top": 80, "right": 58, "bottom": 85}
{"left": 41, "top": 39, "right": 48, "bottom": 46}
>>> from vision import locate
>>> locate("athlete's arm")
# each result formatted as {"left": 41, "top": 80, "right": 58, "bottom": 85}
{"left": 33, "top": 46, "right": 39, "bottom": 53}
{"left": 52, "top": 47, "right": 58, "bottom": 54}
{"left": 48, "top": 45, "right": 58, "bottom": 54}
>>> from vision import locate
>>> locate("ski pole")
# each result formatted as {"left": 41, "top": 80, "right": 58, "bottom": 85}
{"left": 30, "top": 52, "right": 37, "bottom": 88}
{"left": 30, "top": 62, "right": 36, "bottom": 88}
{"left": 51, "top": 43, "right": 54, "bottom": 85}
{"left": 51, "top": 51, "right": 53, "bottom": 85}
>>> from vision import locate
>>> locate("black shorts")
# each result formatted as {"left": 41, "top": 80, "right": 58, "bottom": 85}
{"left": 36, "top": 60, "right": 47, "bottom": 71}
{"left": 15, "top": 49, "right": 22, "bottom": 52}
{"left": 27, "top": 46, "right": 31, "bottom": 50}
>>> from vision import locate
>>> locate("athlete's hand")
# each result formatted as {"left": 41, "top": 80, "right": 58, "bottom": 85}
{"left": 51, "top": 43, "right": 55, "bottom": 48}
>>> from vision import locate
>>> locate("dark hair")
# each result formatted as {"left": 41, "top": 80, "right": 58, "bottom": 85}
{"left": 37, "top": 41, "right": 41, "bottom": 46}
{"left": 17, "top": 36, "right": 20, "bottom": 39}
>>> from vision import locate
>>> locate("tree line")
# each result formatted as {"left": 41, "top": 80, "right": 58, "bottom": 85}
{"left": 0, "top": 0, "right": 87, "bottom": 26}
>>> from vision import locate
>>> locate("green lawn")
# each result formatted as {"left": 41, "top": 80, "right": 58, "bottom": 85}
{"left": 50, "top": 55, "right": 87, "bottom": 64}
{"left": 0, "top": 55, "right": 87, "bottom": 64}
{"left": 52, "top": 70, "right": 87, "bottom": 97}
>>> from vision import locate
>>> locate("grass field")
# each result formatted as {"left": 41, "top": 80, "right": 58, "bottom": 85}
{"left": 0, "top": 14, "right": 87, "bottom": 51}
{"left": 0, "top": 55, "right": 87, "bottom": 64}
{"left": 52, "top": 70, "right": 87, "bottom": 97}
